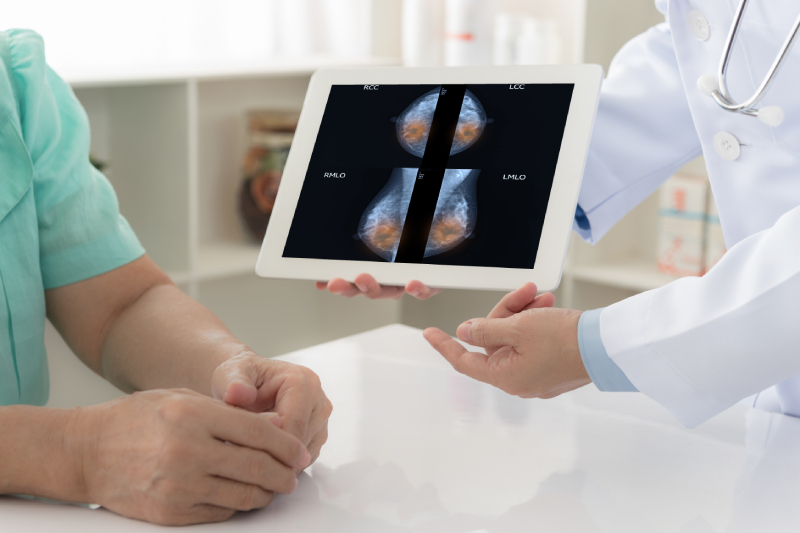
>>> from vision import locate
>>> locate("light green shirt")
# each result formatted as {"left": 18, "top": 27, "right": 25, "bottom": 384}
{"left": 0, "top": 29, "right": 144, "bottom": 406}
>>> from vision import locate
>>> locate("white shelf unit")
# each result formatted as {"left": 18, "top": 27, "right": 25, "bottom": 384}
{"left": 70, "top": 55, "right": 404, "bottom": 356}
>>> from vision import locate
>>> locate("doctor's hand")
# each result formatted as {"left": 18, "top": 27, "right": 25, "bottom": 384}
{"left": 211, "top": 355, "right": 332, "bottom": 468}
{"left": 315, "top": 273, "right": 442, "bottom": 300}
{"left": 423, "top": 284, "right": 590, "bottom": 399}
{"left": 76, "top": 389, "right": 310, "bottom": 525}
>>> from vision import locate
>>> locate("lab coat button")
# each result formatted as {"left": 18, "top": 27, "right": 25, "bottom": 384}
{"left": 714, "top": 132, "right": 741, "bottom": 161}
{"left": 688, "top": 10, "right": 710, "bottom": 41}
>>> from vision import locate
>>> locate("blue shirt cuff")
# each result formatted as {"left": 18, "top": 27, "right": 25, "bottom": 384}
{"left": 578, "top": 308, "right": 638, "bottom": 392}
{"left": 573, "top": 204, "right": 593, "bottom": 242}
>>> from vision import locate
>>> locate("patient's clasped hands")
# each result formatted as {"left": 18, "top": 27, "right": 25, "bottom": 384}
{"left": 71, "top": 354, "right": 330, "bottom": 525}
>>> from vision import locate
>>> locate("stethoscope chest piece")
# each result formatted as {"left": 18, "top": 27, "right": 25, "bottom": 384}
{"left": 697, "top": 74, "right": 785, "bottom": 127}
{"left": 699, "top": 0, "right": 800, "bottom": 127}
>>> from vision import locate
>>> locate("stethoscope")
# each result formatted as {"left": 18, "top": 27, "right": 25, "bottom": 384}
{"left": 697, "top": 0, "right": 800, "bottom": 127}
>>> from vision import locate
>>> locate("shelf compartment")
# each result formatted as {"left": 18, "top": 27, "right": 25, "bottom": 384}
{"left": 195, "top": 242, "right": 262, "bottom": 282}
{"left": 63, "top": 56, "right": 400, "bottom": 89}
{"left": 566, "top": 259, "right": 680, "bottom": 293}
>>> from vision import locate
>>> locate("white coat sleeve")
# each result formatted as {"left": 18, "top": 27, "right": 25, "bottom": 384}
{"left": 576, "top": 21, "right": 703, "bottom": 244}
{"left": 601, "top": 203, "right": 800, "bottom": 428}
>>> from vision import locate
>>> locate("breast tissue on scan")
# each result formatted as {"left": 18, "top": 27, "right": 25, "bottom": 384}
{"left": 358, "top": 168, "right": 417, "bottom": 262}
{"left": 359, "top": 88, "right": 486, "bottom": 262}
{"left": 395, "top": 89, "right": 486, "bottom": 157}
{"left": 424, "top": 168, "right": 480, "bottom": 258}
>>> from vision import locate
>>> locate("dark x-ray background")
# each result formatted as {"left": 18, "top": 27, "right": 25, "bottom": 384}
{"left": 282, "top": 83, "right": 574, "bottom": 269}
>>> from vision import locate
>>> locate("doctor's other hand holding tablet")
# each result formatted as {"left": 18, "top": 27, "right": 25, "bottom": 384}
{"left": 316, "top": 275, "right": 441, "bottom": 300}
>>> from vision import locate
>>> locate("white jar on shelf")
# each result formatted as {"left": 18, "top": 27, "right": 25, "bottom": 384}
{"left": 443, "top": 0, "right": 495, "bottom": 66}
{"left": 402, "top": 0, "right": 444, "bottom": 66}
{"left": 493, "top": 12, "right": 524, "bottom": 65}
{"left": 516, "top": 17, "right": 561, "bottom": 65}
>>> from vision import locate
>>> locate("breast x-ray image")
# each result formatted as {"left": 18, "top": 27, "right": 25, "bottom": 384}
{"left": 424, "top": 168, "right": 480, "bottom": 258}
{"left": 357, "top": 168, "right": 416, "bottom": 262}
{"left": 283, "top": 83, "right": 574, "bottom": 269}
{"left": 357, "top": 88, "right": 486, "bottom": 262}
{"left": 396, "top": 88, "right": 486, "bottom": 157}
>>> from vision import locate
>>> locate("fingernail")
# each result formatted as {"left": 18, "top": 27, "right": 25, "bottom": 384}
{"left": 356, "top": 283, "right": 368, "bottom": 292}
{"left": 457, "top": 321, "right": 473, "bottom": 342}
{"left": 260, "top": 412, "right": 282, "bottom": 427}
{"left": 297, "top": 449, "right": 311, "bottom": 469}
{"left": 410, "top": 289, "right": 420, "bottom": 297}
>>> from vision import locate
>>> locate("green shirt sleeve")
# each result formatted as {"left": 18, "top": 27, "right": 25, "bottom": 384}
{"left": 7, "top": 30, "right": 145, "bottom": 288}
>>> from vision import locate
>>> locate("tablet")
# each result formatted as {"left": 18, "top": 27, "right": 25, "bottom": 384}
{"left": 256, "top": 65, "right": 603, "bottom": 291}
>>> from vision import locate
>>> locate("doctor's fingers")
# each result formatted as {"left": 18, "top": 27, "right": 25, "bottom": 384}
{"left": 405, "top": 279, "right": 442, "bottom": 300}
{"left": 321, "top": 276, "right": 406, "bottom": 299}
{"left": 423, "top": 328, "right": 495, "bottom": 385}
{"left": 488, "top": 285, "right": 555, "bottom": 320}
{"left": 354, "top": 273, "right": 407, "bottom": 299}
{"left": 207, "top": 440, "right": 298, "bottom": 494}
{"left": 206, "top": 406, "right": 311, "bottom": 470}
{"left": 456, "top": 317, "right": 520, "bottom": 349}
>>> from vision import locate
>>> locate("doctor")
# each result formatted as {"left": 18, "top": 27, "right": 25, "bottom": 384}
{"left": 323, "top": 0, "right": 800, "bottom": 428}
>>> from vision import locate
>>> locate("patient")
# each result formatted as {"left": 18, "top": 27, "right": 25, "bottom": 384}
{"left": 0, "top": 30, "right": 331, "bottom": 525}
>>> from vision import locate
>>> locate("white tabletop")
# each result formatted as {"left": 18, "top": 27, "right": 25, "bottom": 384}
{"left": 3, "top": 324, "right": 799, "bottom": 532}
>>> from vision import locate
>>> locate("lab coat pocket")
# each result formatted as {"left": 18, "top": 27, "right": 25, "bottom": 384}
{"left": 0, "top": 114, "right": 33, "bottom": 225}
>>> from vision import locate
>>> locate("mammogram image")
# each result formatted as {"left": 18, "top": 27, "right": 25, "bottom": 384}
{"left": 424, "top": 169, "right": 480, "bottom": 257}
{"left": 396, "top": 89, "right": 439, "bottom": 157}
{"left": 450, "top": 91, "right": 486, "bottom": 155}
{"left": 358, "top": 88, "right": 486, "bottom": 262}
{"left": 395, "top": 89, "right": 486, "bottom": 157}
{"left": 360, "top": 87, "right": 486, "bottom": 262}
{"left": 357, "top": 168, "right": 417, "bottom": 262}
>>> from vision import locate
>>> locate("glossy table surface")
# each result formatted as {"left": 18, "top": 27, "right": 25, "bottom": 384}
{"left": 3, "top": 324, "right": 800, "bottom": 532}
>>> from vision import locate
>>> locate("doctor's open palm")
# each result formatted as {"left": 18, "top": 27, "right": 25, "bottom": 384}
{"left": 424, "top": 283, "right": 591, "bottom": 398}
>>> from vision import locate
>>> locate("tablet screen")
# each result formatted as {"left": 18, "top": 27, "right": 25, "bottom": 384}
{"left": 282, "top": 83, "right": 574, "bottom": 269}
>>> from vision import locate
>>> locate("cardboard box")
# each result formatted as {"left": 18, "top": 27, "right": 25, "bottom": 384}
{"left": 704, "top": 189, "right": 727, "bottom": 272}
{"left": 656, "top": 175, "right": 709, "bottom": 277}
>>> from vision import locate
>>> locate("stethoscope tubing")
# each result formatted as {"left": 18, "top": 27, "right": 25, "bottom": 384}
{"left": 711, "top": 0, "right": 800, "bottom": 116}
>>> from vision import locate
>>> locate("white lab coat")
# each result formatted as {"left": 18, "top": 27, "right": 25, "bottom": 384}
{"left": 578, "top": 0, "right": 800, "bottom": 427}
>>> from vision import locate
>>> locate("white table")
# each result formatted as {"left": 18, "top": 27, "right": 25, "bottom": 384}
{"left": 3, "top": 324, "right": 800, "bottom": 532}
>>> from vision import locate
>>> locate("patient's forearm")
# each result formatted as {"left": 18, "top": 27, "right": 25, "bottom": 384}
{"left": 101, "top": 284, "right": 250, "bottom": 395}
{"left": 0, "top": 406, "right": 86, "bottom": 502}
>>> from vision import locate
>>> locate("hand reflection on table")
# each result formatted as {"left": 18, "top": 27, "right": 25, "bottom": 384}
{"left": 253, "top": 460, "right": 600, "bottom": 533}
{"left": 229, "top": 408, "right": 800, "bottom": 533}
{"left": 726, "top": 410, "right": 800, "bottom": 533}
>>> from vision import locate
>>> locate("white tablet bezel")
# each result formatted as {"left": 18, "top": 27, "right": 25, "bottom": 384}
{"left": 256, "top": 65, "right": 603, "bottom": 292}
